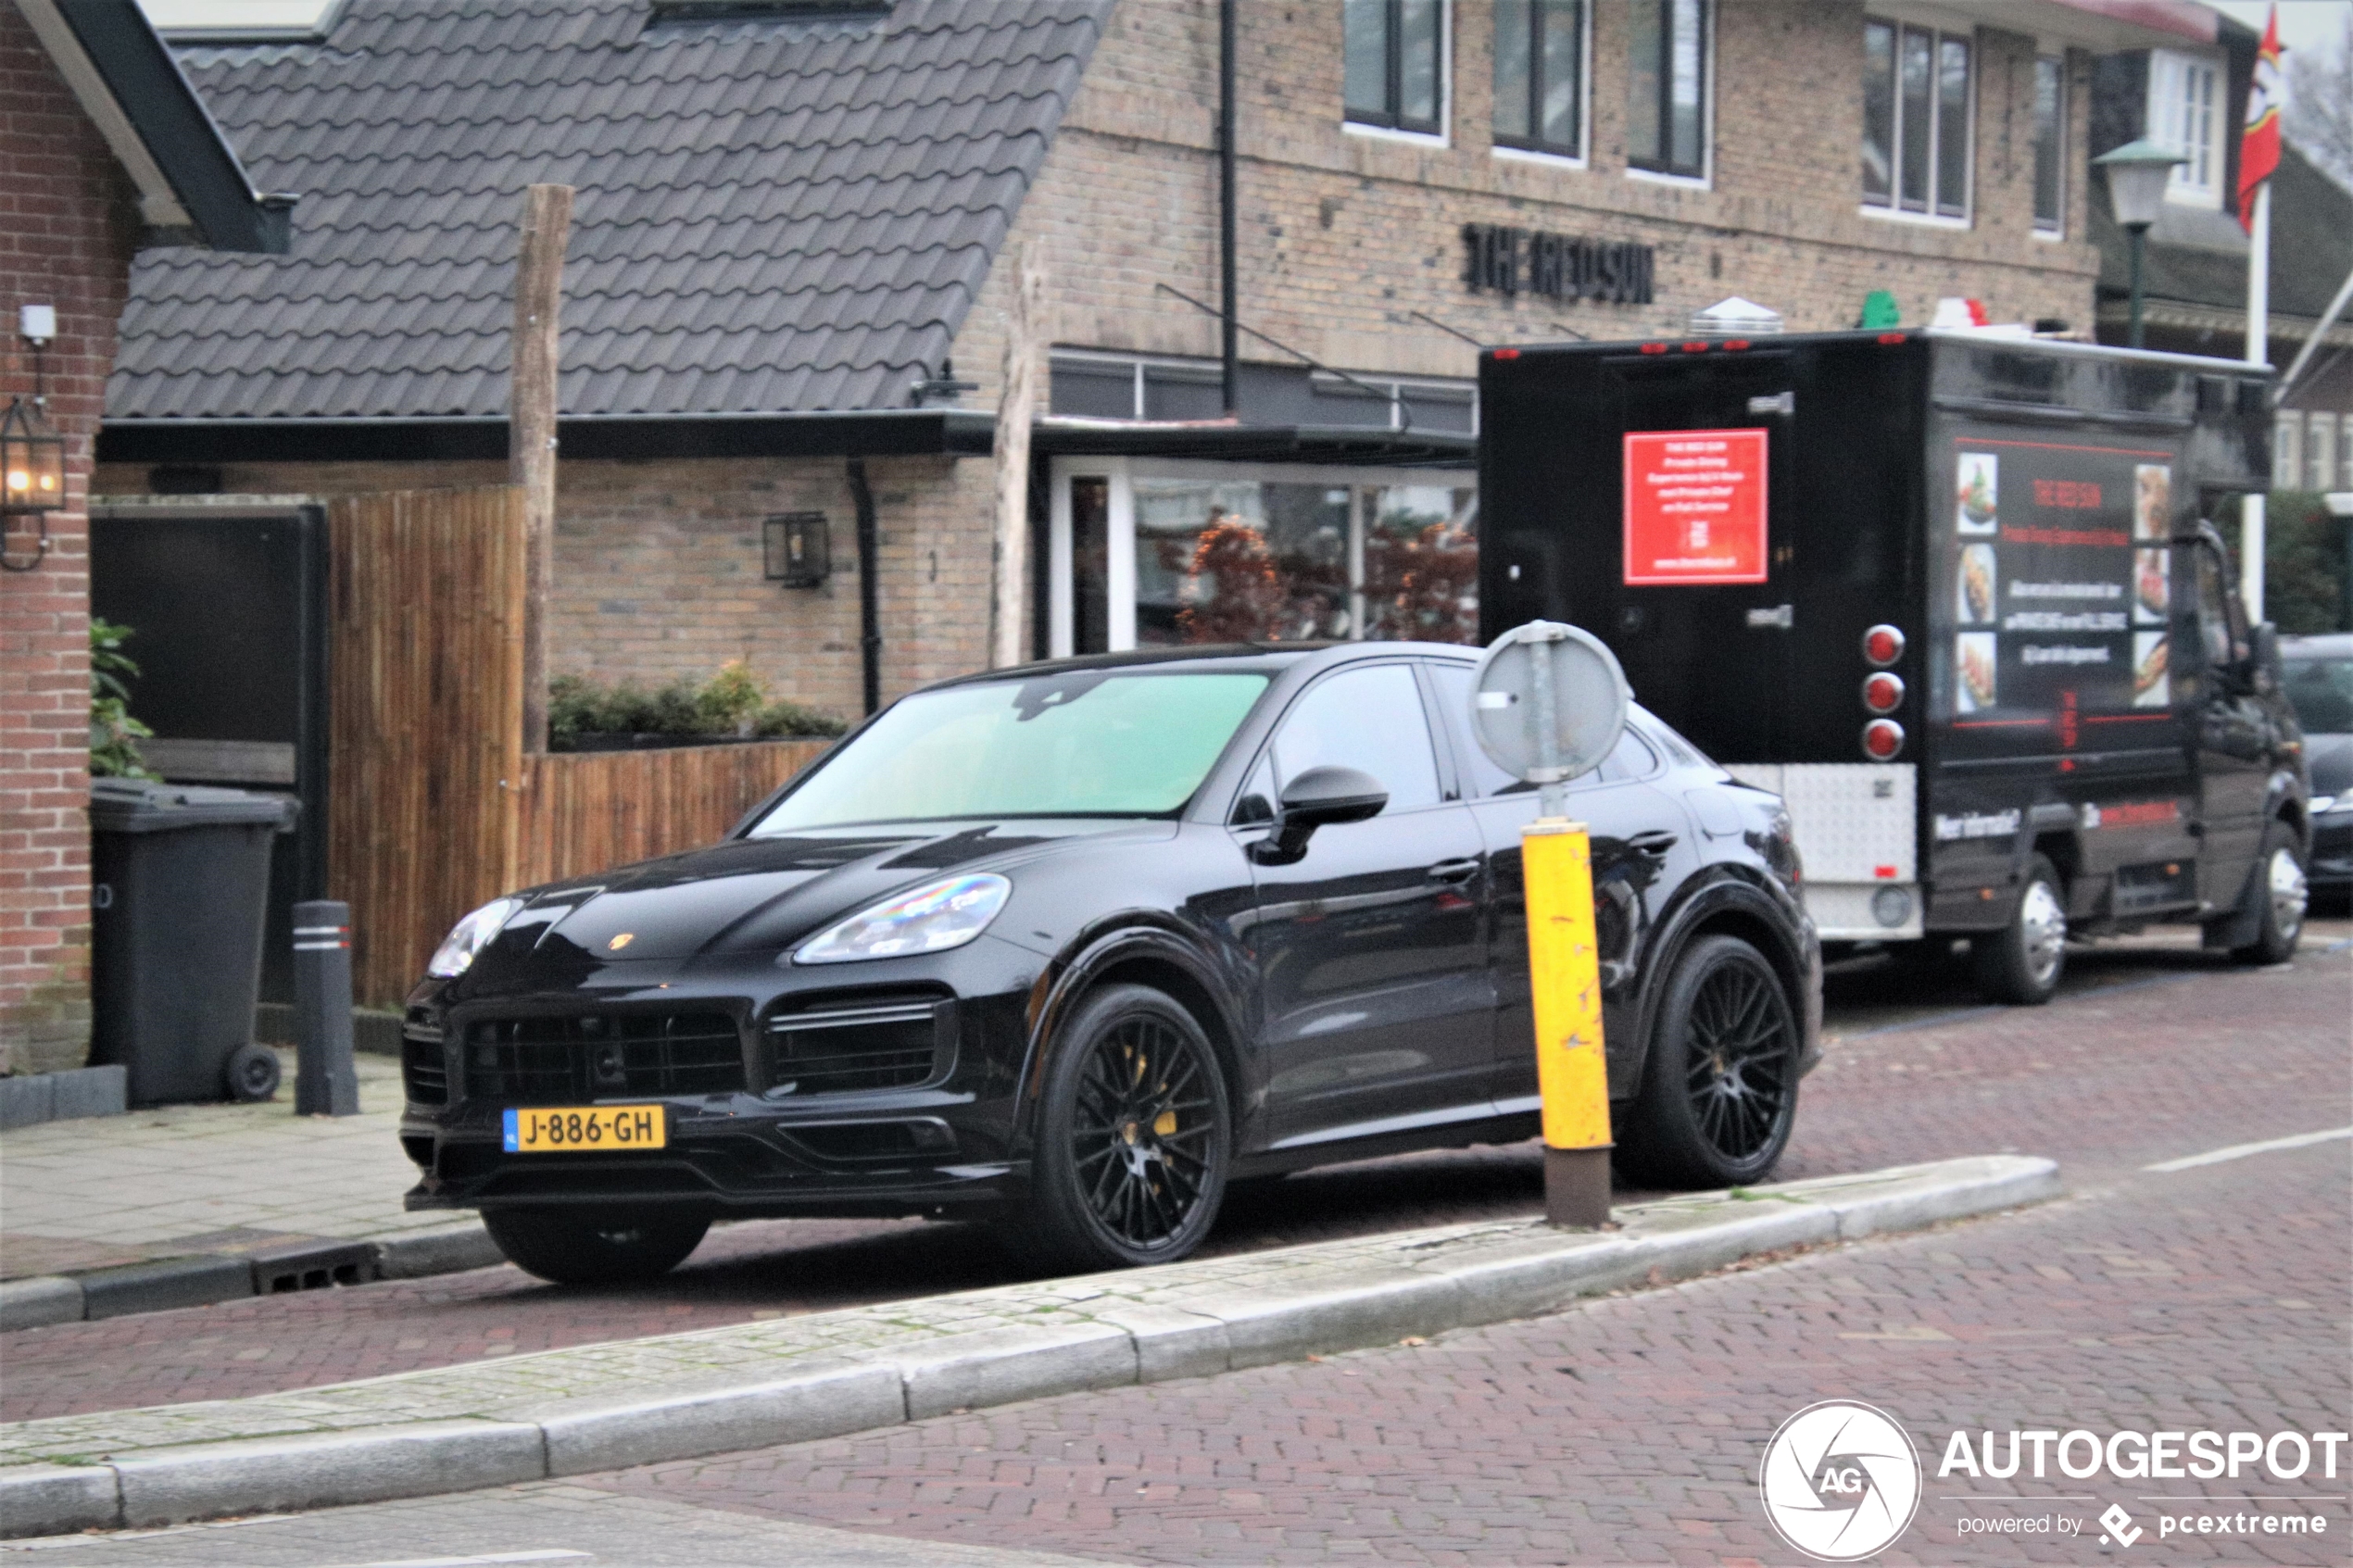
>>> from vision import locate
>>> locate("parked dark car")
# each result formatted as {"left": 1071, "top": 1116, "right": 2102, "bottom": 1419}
{"left": 398, "top": 643, "right": 1820, "bottom": 1284}
{"left": 2284, "top": 633, "right": 2352, "bottom": 906}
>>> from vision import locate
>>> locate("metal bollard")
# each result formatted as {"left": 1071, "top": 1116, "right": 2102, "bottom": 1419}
{"left": 1523, "top": 819, "right": 1613, "bottom": 1227}
{"left": 292, "top": 899, "right": 361, "bottom": 1116}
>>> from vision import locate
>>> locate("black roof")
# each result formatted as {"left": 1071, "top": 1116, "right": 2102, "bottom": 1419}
{"left": 108, "top": 0, "right": 1108, "bottom": 424}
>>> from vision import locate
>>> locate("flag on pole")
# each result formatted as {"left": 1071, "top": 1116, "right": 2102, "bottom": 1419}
{"left": 2237, "top": 6, "right": 2282, "bottom": 233}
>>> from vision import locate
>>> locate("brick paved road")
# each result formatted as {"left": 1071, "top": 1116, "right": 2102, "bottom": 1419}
{"left": 5, "top": 930, "right": 2344, "bottom": 1424}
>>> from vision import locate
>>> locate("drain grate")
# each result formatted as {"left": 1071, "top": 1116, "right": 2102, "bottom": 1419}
{"left": 247, "top": 1238, "right": 379, "bottom": 1295}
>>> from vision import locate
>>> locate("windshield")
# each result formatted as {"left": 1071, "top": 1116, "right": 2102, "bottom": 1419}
{"left": 749, "top": 670, "right": 1270, "bottom": 834}
{"left": 2284, "top": 657, "right": 2353, "bottom": 734}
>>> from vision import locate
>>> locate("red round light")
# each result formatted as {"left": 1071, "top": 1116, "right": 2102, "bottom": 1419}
{"left": 1862, "top": 624, "right": 1905, "bottom": 667}
{"left": 1863, "top": 672, "right": 1905, "bottom": 713}
{"left": 1862, "top": 719, "right": 1906, "bottom": 760}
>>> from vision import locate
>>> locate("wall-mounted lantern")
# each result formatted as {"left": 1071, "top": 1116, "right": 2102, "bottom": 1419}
{"left": 764, "top": 511, "right": 830, "bottom": 587}
{"left": 0, "top": 396, "right": 63, "bottom": 573}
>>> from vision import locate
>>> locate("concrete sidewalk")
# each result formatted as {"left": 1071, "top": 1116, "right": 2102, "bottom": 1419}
{"left": 0, "top": 1154, "right": 2060, "bottom": 1539}
{"left": 0, "top": 1050, "right": 492, "bottom": 1330}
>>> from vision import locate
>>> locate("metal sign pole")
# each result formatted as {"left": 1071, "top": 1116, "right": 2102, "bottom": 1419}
{"left": 1474, "top": 621, "right": 1624, "bottom": 1228}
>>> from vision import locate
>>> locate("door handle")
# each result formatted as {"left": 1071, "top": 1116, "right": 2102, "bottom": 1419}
{"left": 1427, "top": 858, "right": 1480, "bottom": 884}
{"left": 1627, "top": 830, "right": 1679, "bottom": 857}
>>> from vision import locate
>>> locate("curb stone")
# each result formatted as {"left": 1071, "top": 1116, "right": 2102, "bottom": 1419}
{"left": 0, "top": 1223, "right": 498, "bottom": 1333}
{"left": 0, "top": 1154, "right": 2060, "bottom": 1538}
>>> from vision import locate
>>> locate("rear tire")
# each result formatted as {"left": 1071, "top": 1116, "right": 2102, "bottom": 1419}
{"left": 1617, "top": 935, "right": 1800, "bottom": 1189}
{"left": 482, "top": 1205, "right": 710, "bottom": 1286}
{"left": 1971, "top": 855, "right": 2066, "bottom": 1006}
{"left": 2231, "top": 821, "right": 2307, "bottom": 965}
{"left": 999, "top": 984, "right": 1232, "bottom": 1274}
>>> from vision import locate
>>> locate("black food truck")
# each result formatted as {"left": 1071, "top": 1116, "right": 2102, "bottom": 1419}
{"left": 1478, "top": 329, "right": 2311, "bottom": 1004}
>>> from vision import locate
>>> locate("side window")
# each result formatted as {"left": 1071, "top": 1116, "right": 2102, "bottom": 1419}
{"left": 2194, "top": 546, "right": 2243, "bottom": 668}
{"left": 1430, "top": 661, "right": 1658, "bottom": 795}
{"left": 1230, "top": 754, "right": 1277, "bottom": 826}
{"left": 1272, "top": 664, "right": 1442, "bottom": 811}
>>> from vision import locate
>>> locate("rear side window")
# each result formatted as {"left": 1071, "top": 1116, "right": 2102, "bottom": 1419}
{"left": 2284, "top": 657, "right": 2353, "bottom": 734}
{"left": 1429, "top": 661, "right": 1659, "bottom": 795}
{"left": 1271, "top": 663, "right": 1442, "bottom": 811}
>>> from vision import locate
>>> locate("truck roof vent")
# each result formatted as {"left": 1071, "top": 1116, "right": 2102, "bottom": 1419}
{"left": 1689, "top": 297, "right": 1782, "bottom": 337}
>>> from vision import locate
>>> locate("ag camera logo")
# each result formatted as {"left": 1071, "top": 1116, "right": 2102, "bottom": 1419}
{"left": 1759, "top": 1400, "right": 1923, "bottom": 1561}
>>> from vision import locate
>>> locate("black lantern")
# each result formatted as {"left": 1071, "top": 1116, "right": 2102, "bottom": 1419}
{"left": 1, "top": 397, "right": 64, "bottom": 516}
{"left": 764, "top": 511, "right": 830, "bottom": 587}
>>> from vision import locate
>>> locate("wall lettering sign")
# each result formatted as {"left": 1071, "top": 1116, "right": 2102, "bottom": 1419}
{"left": 1462, "top": 223, "right": 1655, "bottom": 306}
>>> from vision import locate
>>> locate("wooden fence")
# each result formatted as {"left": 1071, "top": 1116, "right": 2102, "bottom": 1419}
{"left": 327, "top": 486, "right": 831, "bottom": 1006}
{"left": 514, "top": 740, "right": 832, "bottom": 888}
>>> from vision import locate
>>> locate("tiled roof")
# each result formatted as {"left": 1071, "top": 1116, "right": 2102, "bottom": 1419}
{"left": 109, "top": 0, "right": 1108, "bottom": 421}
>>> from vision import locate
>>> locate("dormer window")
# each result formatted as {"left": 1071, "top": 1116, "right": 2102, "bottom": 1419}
{"left": 2148, "top": 48, "right": 2224, "bottom": 207}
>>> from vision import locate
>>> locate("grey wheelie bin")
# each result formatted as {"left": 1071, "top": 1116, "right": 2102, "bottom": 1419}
{"left": 88, "top": 780, "right": 299, "bottom": 1105}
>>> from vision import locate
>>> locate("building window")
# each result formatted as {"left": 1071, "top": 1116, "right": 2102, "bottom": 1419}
{"left": 2310, "top": 411, "right": 2342, "bottom": 494}
{"left": 1493, "top": 0, "right": 1583, "bottom": 158}
{"left": 1861, "top": 19, "right": 1969, "bottom": 220}
{"left": 2032, "top": 56, "right": 2064, "bottom": 233}
{"left": 2149, "top": 49, "right": 2221, "bottom": 205}
{"left": 1627, "top": 0, "right": 1706, "bottom": 179}
{"left": 2273, "top": 413, "right": 2302, "bottom": 490}
{"left": 1345, "top": 0, "right": 1445, "bottom": 136}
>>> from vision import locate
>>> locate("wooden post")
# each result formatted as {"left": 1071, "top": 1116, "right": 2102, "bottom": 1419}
{"left": 992, "top": 243, "right": 1046, "bottom": 670}
{"left": 512, "top": 182, "right": 573, "bottom": 753}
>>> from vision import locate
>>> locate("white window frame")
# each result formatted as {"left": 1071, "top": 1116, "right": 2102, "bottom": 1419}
{"left": 2148, "top": 47, "right": 2225, "bottom": 209}
{"left": 2031, "top": 52, "right": 2066, "bottom": 238}
{"left": 1857, "top": 10, "right": 1974, "bottom": 228}
{"left": 1623, "top": 0, "right": 1713, "bottom": 189}
{"left": 1490, "top": 0, "right": 1592, "bottom": 169}
{"left": 1342, "top": 0, "right": 1454, "bottom": 149}
{"left": 1047, "top": 457, "right": 1478, "bottom": 657}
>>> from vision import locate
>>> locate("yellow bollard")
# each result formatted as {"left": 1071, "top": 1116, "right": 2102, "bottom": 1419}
{"left": 1522, "top": 818, "right": 1613, "bottom": 1227}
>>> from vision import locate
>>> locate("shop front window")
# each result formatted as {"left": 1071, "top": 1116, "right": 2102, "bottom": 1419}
{"left": 1052, "top": 463, "right": 1478, "bottom": 657}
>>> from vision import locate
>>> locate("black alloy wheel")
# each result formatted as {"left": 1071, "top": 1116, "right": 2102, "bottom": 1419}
{"left": 1004, "top": 984, "right": 1232, "bottom": 1273}
{"left": 1618, "top": 935, "right": 1799, "bottom": 1189}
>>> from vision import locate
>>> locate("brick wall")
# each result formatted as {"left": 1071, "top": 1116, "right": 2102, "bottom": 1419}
{"left": 999, "top": 0, "right": 2104, "bottom": 393}
{"left": 2, "top": 6, "right": 136, "bottom": 1074}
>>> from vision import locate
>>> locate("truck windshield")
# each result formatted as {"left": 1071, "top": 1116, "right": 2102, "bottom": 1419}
{"left": 748, "top": 670, "right": 1270, "bottom": 833}
{"left": 2284, "top": 656, "right": 2353, "bottom": 735}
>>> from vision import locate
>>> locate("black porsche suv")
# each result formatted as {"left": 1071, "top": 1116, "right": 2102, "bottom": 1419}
{"left": 400, "top": 642, "right": 1820, "bottom": 1283}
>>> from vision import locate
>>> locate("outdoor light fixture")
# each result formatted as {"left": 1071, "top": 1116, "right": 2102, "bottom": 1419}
{"left": 2094, "top": 139, "right": 2187, "bottom": 350}
{"left": 0, "top": 396, "right": 63, "bottom": 572}
{"left": 764, "top": 511, "right": 830, "bottom": 587}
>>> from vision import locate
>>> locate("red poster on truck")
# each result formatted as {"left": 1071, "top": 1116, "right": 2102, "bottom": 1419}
{"left": 1622, "top": 428, "right": 1768, "bottom": 584}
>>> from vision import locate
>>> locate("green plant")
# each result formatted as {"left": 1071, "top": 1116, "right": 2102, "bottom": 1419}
{"left": 90, "top": 619, "right": 157, "bottom": 779}
{"left": 547, "top": 665, "right": 847, "bottom": 745}
{"left": 2263, "top": 492, "right": 2350, "bottom": 635}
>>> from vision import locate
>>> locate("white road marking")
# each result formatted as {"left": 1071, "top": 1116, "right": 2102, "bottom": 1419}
{"left": 325, "top": 1554, "right": 591, "bottom": 1568}
{"left": 2144, "top": 1126, "right": 2352, "bottom": 1173}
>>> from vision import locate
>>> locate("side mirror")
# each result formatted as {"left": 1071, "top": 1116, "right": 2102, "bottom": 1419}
{"left": 1251, "top": 765, "right": 1387, "bottom": 864}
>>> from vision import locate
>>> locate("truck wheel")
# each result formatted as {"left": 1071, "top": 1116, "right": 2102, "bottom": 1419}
{"left": 1617, "top": 935, "right": 1799, "bottom": 1189}
{"left": 2231, "top": 821, "right": 2307, "bottom": 965}
{"left": 481, "top": 1205, "right": 710, "bottom": 1286}
{"left": 1971, "top": 856, "right": 2066, "bottom": 1006}
{"left": 998, "top": 984, "right": 1232, "bottom": 1273}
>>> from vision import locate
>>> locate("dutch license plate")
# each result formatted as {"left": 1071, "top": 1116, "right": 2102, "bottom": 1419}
{"left": 502, "top": 1105, "right": 666, "bottom": 1153}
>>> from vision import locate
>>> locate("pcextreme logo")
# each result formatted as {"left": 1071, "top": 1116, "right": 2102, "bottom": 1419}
{"left": 1758, "top": 1400, "right": 1924, "bottom": 1562}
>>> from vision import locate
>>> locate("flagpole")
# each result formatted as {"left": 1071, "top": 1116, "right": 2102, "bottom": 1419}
{"left": 2245, "top": 179, "right": 2269, "bottom": 623}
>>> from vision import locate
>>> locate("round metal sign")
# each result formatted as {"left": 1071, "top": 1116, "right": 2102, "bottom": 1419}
{"left": 1469, "top": 621, "right": 1629, "bottom": 786}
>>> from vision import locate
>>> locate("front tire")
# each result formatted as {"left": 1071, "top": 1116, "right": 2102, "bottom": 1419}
{"left": 1617, "top": 935, "right": 1800, "bottom": 1189}
{"left": 2231, "top": 821, "right": 2307, "bottom": 965}
{"left": 1002, "top": 984, "right": 1232, "bottom": 1273}
{"left": 1972, "top": 855, "right": 2066, "bottom": 1005}
{"left": 482, "top": 1204, "right": 710, "bottom": 1286}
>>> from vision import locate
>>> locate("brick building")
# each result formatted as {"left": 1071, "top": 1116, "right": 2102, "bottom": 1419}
{"left": 0, "top": 0, "right": 287, "bottom": 1075}
{"left": 95, "top": 0, "right": 2228, "bottom": 712}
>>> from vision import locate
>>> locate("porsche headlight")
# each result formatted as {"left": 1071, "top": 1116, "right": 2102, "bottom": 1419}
{"left": 794, "top": 873, "right": 1011, "bottom": 964}
{"left": 426, "top": 897, "right": 524, "bottom": 978}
